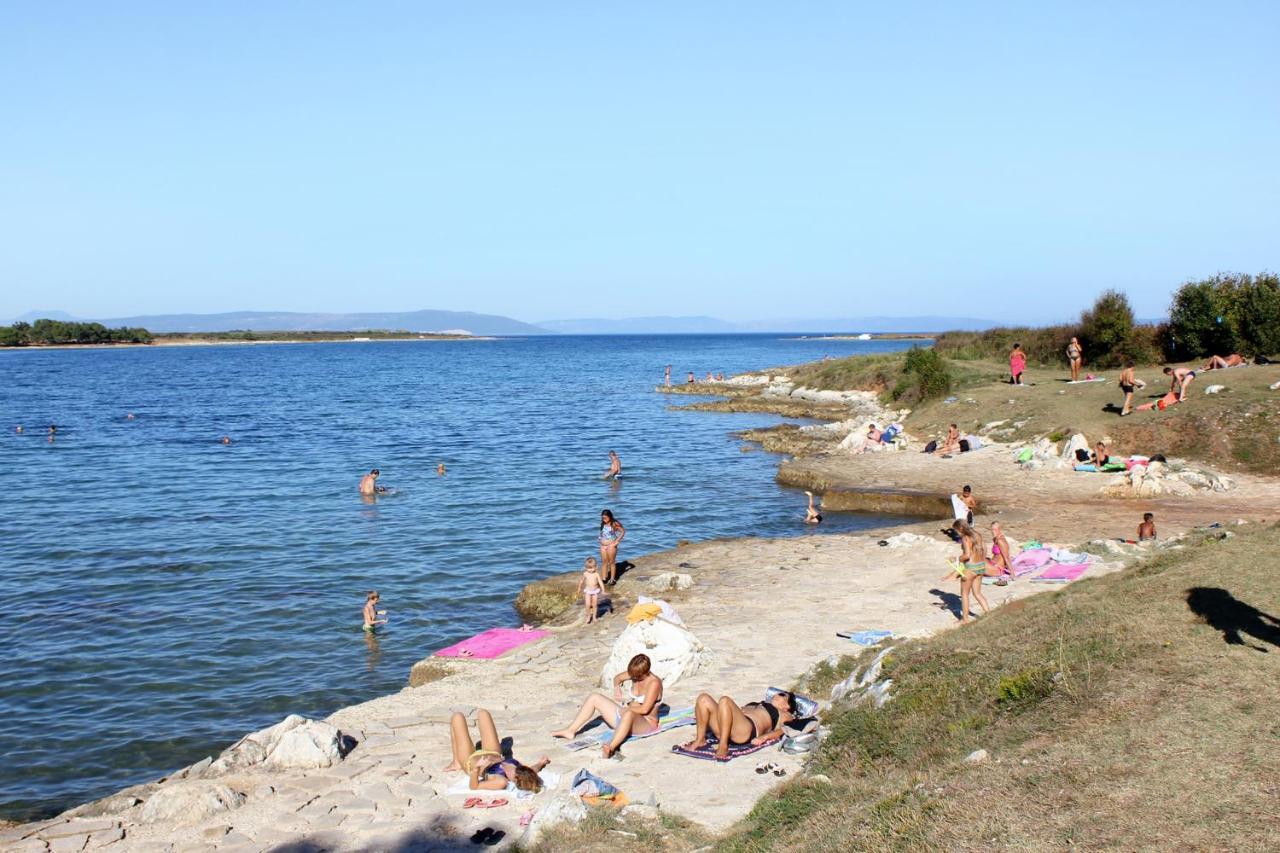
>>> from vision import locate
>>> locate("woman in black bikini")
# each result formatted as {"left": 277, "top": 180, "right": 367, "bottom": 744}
{"left": 682, "top": 690, "right": 798, "bottom": 760}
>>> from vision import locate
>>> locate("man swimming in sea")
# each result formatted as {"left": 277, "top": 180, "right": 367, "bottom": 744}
{"left": 359, "top": 468, "right": 386, "bottom": 495}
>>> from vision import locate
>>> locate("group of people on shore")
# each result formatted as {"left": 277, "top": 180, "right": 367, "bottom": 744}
{"left": 446, "top": 651, "right": 803, "bottom": 797}
{"left": 1008, "top": 341, "right": 1253, "bottom": 417}
{"left": 663, "top": 365, "right": 726, "bottom": 387}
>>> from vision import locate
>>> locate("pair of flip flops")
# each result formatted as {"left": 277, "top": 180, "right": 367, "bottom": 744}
{"left": 470, "top": 827, "right": 506, "bottom": 845}
{"left": 755, "top": 762, "right": 786, "bottom": 777}
{"left": 463, "top": 797, "right": 508, "bottom": 809}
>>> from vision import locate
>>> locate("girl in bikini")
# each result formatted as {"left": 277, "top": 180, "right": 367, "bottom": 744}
{"left": 941, "top": 519, "right": 990, "bottom": 623}
{"left": 550, "top": 654, "right": 663, "bottom": 758}
{"left": 683, "top": 690, "right": 799, "bottom": 760}
{"left": 1067, "top": 337, "right": 1083, "bottom": 381}
{"left": 443, "top": 708, "right": 548, "bottom": 794}
{"left": 598, "top": 509, "right": 625, "bottom": 586}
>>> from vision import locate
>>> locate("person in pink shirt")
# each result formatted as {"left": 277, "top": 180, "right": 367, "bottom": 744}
{"left": 1009, "top": 343, "right": 1027, "bottom": 385}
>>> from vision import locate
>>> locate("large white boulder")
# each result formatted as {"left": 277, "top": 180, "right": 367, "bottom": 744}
{"left": 207, "top": 713, "right": 308, "bottom": 775}
{"left": 600, "top": 619, "right": 711, "bottom": 689}
{"left": 522, "top": 793, "right": 588, "bottom": 845}
{"left": 263, "top": 720, "right": 344, "bottom": 770}
{"left": 139, "top": 783, "right": 245, "bottom": 825}
{"left": 1058, "top": 433, "right": 1090, "bottom": 468}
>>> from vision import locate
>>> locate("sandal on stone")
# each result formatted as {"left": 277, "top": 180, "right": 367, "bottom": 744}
{"left": 479, "top": 798, "right": 508, "bottom": 808}
{"left": 463, "top": 797, "right": 482, "bottom": 809}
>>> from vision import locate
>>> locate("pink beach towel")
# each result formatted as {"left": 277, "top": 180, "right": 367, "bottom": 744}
{"left": 434, "top": 627, "right": 549, "bottom": 659}
{"left": 1035, "top": 562, "right": 1089, "bottom": 582}
{"left": 1011, "top": 548, "right": 1052, "bottom": 576}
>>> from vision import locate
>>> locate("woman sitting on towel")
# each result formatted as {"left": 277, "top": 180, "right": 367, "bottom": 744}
{"left": 550, "top": 653, "right": 663, "bottom": 758}
{"left": 443, "top": 708, "right": 548, "bottom": 792}
{"left": 682, "top": 690, "right": 799, "bottom": 760}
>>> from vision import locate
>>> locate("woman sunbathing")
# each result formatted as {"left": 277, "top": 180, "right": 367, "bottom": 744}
{"left": 443, "top": 708, "right": 547, "bottom": 793}
{"left": 682, "top": 690, "right": 799, "bottom": 760}
{"left": 549, "top": 653, "right": 663, "bottom": 758}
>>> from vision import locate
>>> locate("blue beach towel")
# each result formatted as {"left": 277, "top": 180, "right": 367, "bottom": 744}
{"left": 838, "top": 630, "right": 893, "bottom": 646}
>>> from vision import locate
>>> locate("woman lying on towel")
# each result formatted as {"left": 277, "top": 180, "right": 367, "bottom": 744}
{"left": 682, "top": 690, "right": 799, "bottom": 760}
{"left": 443, "top": 707, "right": 548, "bottom": 792}
{"left": 550, "top": 653, "right": 664, "bottom": 758}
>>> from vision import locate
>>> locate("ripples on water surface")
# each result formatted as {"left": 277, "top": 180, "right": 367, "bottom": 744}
{"left": 0, "top": 334, "right": 918, "bottom": 818}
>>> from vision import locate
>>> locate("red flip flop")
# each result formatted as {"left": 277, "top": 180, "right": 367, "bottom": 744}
{"left": 479, "top": 798, "right": 508, "bottom": 808}
{"left": 463, "top": 796, "right": 482, "bottom": 808}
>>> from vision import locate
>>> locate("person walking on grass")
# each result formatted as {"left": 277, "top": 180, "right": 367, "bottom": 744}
{"left": 1067, "top": 337, "right": 1083, "bottom": 381}
{"left": 1118, "top": 360, "right": 1145, "bottom": 416}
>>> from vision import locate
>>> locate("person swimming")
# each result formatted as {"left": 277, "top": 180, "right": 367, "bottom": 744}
{"left": 437, "top": 462, "right": 447, "bottom": 476}
{"left": 804, "top": 491, "right": 822, "bottom": 524}
{"left": 220, "top": 435, "right": 232, "bottom": 445}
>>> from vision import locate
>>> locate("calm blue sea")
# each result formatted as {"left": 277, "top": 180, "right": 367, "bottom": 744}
{"left": 0, "top": 334, "right": 918, "bottom": 820}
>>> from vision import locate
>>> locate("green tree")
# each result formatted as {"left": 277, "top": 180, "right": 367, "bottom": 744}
{"left": 1078, "top": 289, "right": 1136, "bottom": 367}
{"left": 1233, "top": 272, "right": 1280, "bottom": 357}
{"left": 1166, "top": 277, "right": 1238, "bottom": 360}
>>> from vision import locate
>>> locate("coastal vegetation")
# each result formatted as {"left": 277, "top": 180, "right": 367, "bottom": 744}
{"left": 0, "top": 319, "right": 152, "bottom": 347}
{"left": 538, "top": 525, "right": 1280, "bottom": 851}
{"left": 0, "top": 320, "right": 472, "bottom": 347}
{"left": 935, "top": 273, "right": 1280, "bottom": 368}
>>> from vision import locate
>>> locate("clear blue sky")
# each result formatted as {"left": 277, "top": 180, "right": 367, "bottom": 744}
{"left": 3, "top": 2, "right": 1276, "bottom": 324}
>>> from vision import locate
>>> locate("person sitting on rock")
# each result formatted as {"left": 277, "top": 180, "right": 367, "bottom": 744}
{"left": 681, "top": 690, "right": 799, "bottom": 760}
{"left": 549, "top": 653, "right": 663, "bottom": 758}
{"left": 443, "top": 708, "right": 548, "bottom": 793}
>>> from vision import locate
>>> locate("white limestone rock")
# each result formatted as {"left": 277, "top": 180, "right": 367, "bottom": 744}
{"left": 600, "top": 619, "right": 711, "bottom": 689}
{"left": 263, "top": 720, "right": 344, "bottom": 770}
{"left": 646, "top": 572, "right": 693, "bottom": 593}
{"left": 523, "top": 793, "right": 588, "bottom": 844}
{"left": 139, "top": 783, "right": 245, "bottom": 825}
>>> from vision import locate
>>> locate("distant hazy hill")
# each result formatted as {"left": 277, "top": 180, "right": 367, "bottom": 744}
{"left": 538, "top": 315, "right": 996, "bottom": 334}
{"left": 537, "top": 316, "right": 739, "bottom": 334}
{"left": 12, "top": 309, "right": 551, "bottom": 335}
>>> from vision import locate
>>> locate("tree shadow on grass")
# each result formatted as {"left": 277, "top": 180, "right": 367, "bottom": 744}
{"left": 928, "top": 588, "right": 962, "bottom": 620}
{"left": 1185, "top": 586, "right": 1280, "bottom": 652}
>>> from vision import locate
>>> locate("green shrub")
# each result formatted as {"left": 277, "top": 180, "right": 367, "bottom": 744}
{"left": 996, "top": 667, "right": 1055, "bottom": 707}
{"left": 1166, "top": 276, "right": 1239, "bottom": 359}
{"left": 1234, "top": 273, "right": 1280, "bottom": 357}
{"left": 884, "top": 346, "right": 953, "bottom": 406}
{"left": 1079, "top": 290, "right": 1139, "bottom": 368}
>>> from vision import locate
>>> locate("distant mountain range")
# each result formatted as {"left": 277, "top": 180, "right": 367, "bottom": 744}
{"left": 7, "top": 309, "right": 998, "bottom": 336}
{"left": 8, "top": 309, "right": 548, "bottom": 336}
{"left": 538, "top": 315, "right": 997, "bottom": 334}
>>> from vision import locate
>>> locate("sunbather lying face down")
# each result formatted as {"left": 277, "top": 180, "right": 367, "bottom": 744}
{"left": 682, "top": 690, "right": 799, "bottom": 759}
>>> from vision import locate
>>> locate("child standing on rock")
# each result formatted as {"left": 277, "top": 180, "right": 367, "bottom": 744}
{"left": 578, "top": 557, "right": 604, "bottom": 624}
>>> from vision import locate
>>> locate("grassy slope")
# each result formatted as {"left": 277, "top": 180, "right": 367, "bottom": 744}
{"left": 901, "top": 359, "right": 1280, "bottom": 475}
{"left": 778, "top": 351, "right": 1280, "bottom": 475}
{"left": 535, "top": 526, "right": 1280, "bottom": 852}
{"left": 723, "top": 525, "right": 1280, "bottom": 852}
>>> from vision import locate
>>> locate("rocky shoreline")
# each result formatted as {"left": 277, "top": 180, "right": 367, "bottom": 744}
{"left": 6, "top": 365, "right": 1277, "bottom": 852}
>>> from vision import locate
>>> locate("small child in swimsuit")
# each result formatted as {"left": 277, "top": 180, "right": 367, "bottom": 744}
{"left": 578, "top": 557, "right": 603, "bottom": 624}
{"left": 1138, "top": 512, "right": 1156, "bottom": 541}
{"left": 363, "top": 590, "right": 388, "bottom": 633}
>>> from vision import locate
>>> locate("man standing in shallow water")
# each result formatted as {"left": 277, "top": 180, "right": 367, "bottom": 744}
{"left": 359, "top": 468, "right": 382, "bottom": 495}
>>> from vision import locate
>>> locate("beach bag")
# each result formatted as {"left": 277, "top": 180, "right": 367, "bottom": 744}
{"left": 959, "top": 439, "right": 970, "bottom": 452}
{"left": 1016, "top": 448, "right": 1034, "bottom": 463}
{"left": 924, "top": 440, "right": 937, "bottom": 454}
{"left": 780, "top": 730, "right": 819, "bottom": 755}
{"left": 1074, "top": 448, "right": 1090, "bottom": 462}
